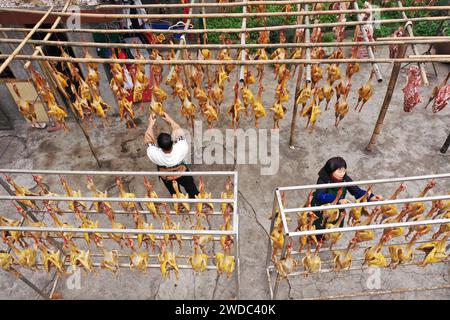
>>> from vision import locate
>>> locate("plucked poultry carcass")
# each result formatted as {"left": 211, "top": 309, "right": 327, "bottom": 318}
{"left": 275, "top": 240, "right": 298, "bottom": 279}
{"left": 0, "top": 252, "right": 13, "bottom": 271}
{"left": 388, "top": 233, "right": 419, "bottom": 269}
{"left": 403, "top": 179, "right": 436, "bottom": 221}
{"left": 6, "top": 238, "right": 38, "bottom": 270}
{"left": 301, "top": 92, "right": 321, "bottom": 132}
{"left": 68, "top": 244, "right": 94, "bottom": 273}
{"left": 4, "top": 175, "right": 39, "bottom": 210}
{"left": 39, "top": 244, "right": 65, "bottom": 273}
{"left": 327, "top": 64, "right": 341, "bottom": 85}
{"left": 13, "top": 202, "right": 48, "bottom": 245}
{"left": 153, "top": 84, "right": 168, "bottom": 104}
{"left": 0, "top": 215, "right": 27, "bottom": 248}
{"left": 296, "top": 83, "right": 312, "bottom": 113}
{"left": 86, "top": 176, "right": 112, "bottom": 214}
{"left": 172, "top": 180, "right": 190, "bottom": 215}
{"left": 43, "top": 202, "right": 75, "bottom": 248}
{"left": 424, "top": 72, "right": 449, "bottom": 110}
{"left": 130, "top": 250, "right": 149, "bottom": 273}
{"left": 354, "top": 208, "right": 380, "bottom": 242}
{"left": 311, "top": 65, "right": 323, "bottom": 88}
{"left": 150, "top": 48, "right": 164, "bottom": 86}
{"left": 348, "top": 186, "right": 372, "bottom": 226}
{"left": 150, "top": 100, "right": 165, "bottom": 117}
{"left": 431, "top": 211, "right": 450, "bottom": 240}
{"left": 323, "top": 211, "right": 347, "bottom": 250}
{"left": 376, "top": 183, "right": 406, "bottom": 223}
{"left": 12, "top": 84, "right": 37, "bottom": 123}
{"left": 402, "top": 66, "right": 422, "bottom": 112}
{"left": 195, "top": 177, "right": 214, "bottom": 218}
{"left": 118, "top": 95, "right": 136, "bottom": 128}
{"left": 85, "top": 50, "right": 99, "bottom": 87}
{"left": 158, "top": 241, "right": 180, "bottom": 279}
{"left": 404, "top": 206, "right": 438, "bottom": 239}
{"left": 90, "top": 91, "right": 111, "bottom": 126}
{"left": 381, "top": 207, "right": 409, "bottom": 240}
{"left": 416, "top": 233, "right": 449, "bottom": 267}
{"left": 329, "top": 48, "right": 344, "bottom": 62}
{"left": 228, "top": 83, "right": 245, "bottom": 129}
{"left": 252, "top": 85, "right": 267, "bottom": 128}
{"left": 202, "top": 93, "right": 219, "bottom": 128}
{"left": 46, "top": 94, "right": 69, "bottom": 131}
{"left": 334, "top": 99, "right": 349, "bottom": 128}
{"left": 270, "top": 100, "right": 287, "bottom": 130}
{"left": 143, "top": 177, "right": 160, "bottom": 219}
{"left": 188, "top": 245, "right": 209, "bottom": 273}
{"left": 355, "top": 72, "right": 374, "bottom": 113}
{"left": 320, "top": 188, "right": 343, "bottom": 226}
{"left": 132, "top": 208, "right": 157, "bottom": 250}
{"left": 60, "top": 175, "right": 86, "bottom": 211}
{"left": 215, "top": 252, "right": 235, "bottom": 278}
{"left": 362, "top": 234, "right": 390, "bottom": 268}
{"left": 335, "top": 76, "right": 352, "bottom": 101}
{"left": 115, "top": 176, "right": 137, "bottom": 211}
{"left": 241, "top": 86, "right": 255, "bottom": 115}
{"left": 254, "top": 31, "right": 270, "bottom": 83}
{"left": 100, "top": 248, "right": 120, "bottom": 274}
{"left": 162, "top": 205, "right": 183, "bottom": 249}
{"left": 102, "top": 204, "right": 134, "bottom": 249}
{"left": 332, "top": 237, "right": 359, "bottom": 272}
{"left": 73, "top": 207, "right": 103, "bottom": 248}
{"left": 302, "top": 240, "right": 323, "bottom": 275}
{"left": 181, "top": 97, "right": 197, "bottom": 126}
{"left": 59, "top": 47, "right": 81, "bottom": 81}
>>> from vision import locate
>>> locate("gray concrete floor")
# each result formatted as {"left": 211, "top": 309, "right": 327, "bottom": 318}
{"left": 0, "top": 45, "right": 449, "bottom": 300}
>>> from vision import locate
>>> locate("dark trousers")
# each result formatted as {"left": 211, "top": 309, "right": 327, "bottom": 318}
{"left": 161, "top": 175, "right": 199, "bottom": 199}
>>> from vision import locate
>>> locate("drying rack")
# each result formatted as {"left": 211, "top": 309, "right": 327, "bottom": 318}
{"left": 267, "top": 172, "right": 450, "bottom": 300}
{"left": 0, "top": 169, "right": 239, "bottom": 300}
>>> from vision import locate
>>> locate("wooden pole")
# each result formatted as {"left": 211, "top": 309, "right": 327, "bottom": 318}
{"left": 440, "top": 133, "right": 450, "bottom": 154}
{"left": 289, "top": 4, "right": 306, "bottom": 148}
{"left": 0, "top": 6, "right": 53, "bottom": 75}
{"left": 2, "top": 5, "right": 448, "bottom": 20}
{"left": 23, "top": 0, "right": 71, "bottom": 70}
{"left": 398, "top": 1, "right": 429, "bottom": 87}
{"left": 0, "top": 15, "right": 447, "bottom": 35}
{"left": 1, "top": 36, "right": 450, "bottom": 51}
{"left": 353, "top": 1, "right": 382, "bottom": 83}
{"left": 2, "top": 53, "right": 449, "bottom": 65}
{"left": 365, "top": 45, "right": 407, "bottom": 152}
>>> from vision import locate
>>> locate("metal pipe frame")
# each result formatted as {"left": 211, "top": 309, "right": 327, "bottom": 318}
{"left": 267, "top": 172, "right": 450, "bottom": 300}
{"left": 0, "top": 170, "right": 240, "bottom": 298}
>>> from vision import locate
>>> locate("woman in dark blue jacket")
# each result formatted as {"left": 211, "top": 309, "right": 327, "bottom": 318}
{"left": 312, "top": 157, "right": 383, "bottom": 230}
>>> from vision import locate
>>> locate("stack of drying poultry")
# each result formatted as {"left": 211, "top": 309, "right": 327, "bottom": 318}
{"left": 1, "top": 174, "right": 237, "bottom": 279}
{"left": 273, "top": 181, "right": 450, "bottom": 279}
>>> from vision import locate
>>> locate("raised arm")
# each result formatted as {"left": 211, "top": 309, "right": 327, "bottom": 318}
{"left": 162, "top": 112, "right": 185, "bottom": 140}
{"left": 144, "top": 114, "right": 157, "bottom": 145}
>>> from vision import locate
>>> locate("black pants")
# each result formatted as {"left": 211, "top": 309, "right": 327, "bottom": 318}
{"left": 161, "top": 175, "right": 199, "bottom": 199}
{"left": 313, "top": 209, "right": 345, "bottom": 241}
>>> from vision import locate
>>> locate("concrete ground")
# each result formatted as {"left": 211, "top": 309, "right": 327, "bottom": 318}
{"left": 0, "top": 45, "right": 449, "bottom": 300}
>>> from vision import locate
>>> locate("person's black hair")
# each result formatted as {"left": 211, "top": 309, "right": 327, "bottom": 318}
{"left": 324, "top": 156, "right": 347, "bottom": 175}
{"left": 157, "top": 133, "right": 173, "bottom": 151}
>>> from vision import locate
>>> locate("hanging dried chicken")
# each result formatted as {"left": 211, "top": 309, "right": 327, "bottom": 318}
{"left": 403, "top": 66, "right": 422, "bottom": 112}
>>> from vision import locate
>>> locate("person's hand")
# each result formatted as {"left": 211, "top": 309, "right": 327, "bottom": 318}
{"left": 339, "top": 199, "right": 351, "bottom": 205}
{"left": 148, "top": 113, "right": 156, "bottom": 127}
{"left": 161, "top": 112, "right": 173, "bottom": 123}
{"left": 370, "top": 194, "right": 384, "bottom": 201}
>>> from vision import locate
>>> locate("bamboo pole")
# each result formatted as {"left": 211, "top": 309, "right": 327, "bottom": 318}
{"left": 23, "top": 0, "right": 71, "bottom": 70}
{"left": 2, "top": 5, "right": 449, "bottom": 19}
{"left": 353, "top": 1, "right": 382, "bottom": 83}
{"left": 0, "top": 16, "right": 447, "bottom": 35}
{"left": 288, "top": 4, "right": 306, "bottom": 149}
{"left": 96, "top": 0, "right": 374, "bottom": 9}
{"left": 365, "top": 45, "right": 408, "bottom": 152}
{"left": 1, "top": 37, "right": 450, "bottom": 50}
{"left": 0, "top": 6, "right": 53, "bottom": 75}
{"left": 2, "top": 53, "right": 449, "bottom": 65}
{"left": 398, "top": 1, "right": 429, "bottom": 87}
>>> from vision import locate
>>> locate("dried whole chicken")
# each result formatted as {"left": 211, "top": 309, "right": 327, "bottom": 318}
{"left": 202, "top": 98, "right": 219, "bottom": 129}
{"left": 402, "top": 66, "right": 422, "bottom": 113}
{"left": 348, "top": 186, "right": 372, "bottom": 226}
{"left": 130, "top": 250, "right": 149, "bottom": 272}
{"left": 195, "top": 177, "right": 214, "bottom": 217}
{"left": 60, "top": 175, "right": 86, "bottom": 211}
{"left": 275, "top": 241, "right": 298, "bottom": 279}
{"left": 13, "top": 203, "right": 48, "bottom": 245}
{"left": 150, "top": 49, "right": 163, "bottom": 86}
{"left": 194, "top": 86, "right": 208, "bottom": 107}
{"left": 252, "top": 85, "right": 267, "bottom": 128}
{"left": 219, "top": 217, "right": 233, "bottom": 252}
{"left": 0, "top": 215, "right": 26, "bottom": 248}
{"left": 12, "top": 84, "right": 37, "bottom": 123}
{"left": 132, "top": 208, "right": 157, "bottom": 250}
{"left": 44, "top": 202, "right": 75, "bottom": 248}
{"left": 377, "top": 183, "right": 406, "bottom": 222}
{"left": 118, "top": 95, "right": 136, "bottom": 128}
{"left": 60, "top": 47, "right": 81, "bottom": 81}
{"left": 381, "top": 207, "right": 409, "bottom": 239}
{"left": 181, "top": 97, "right": 197, "bottom": 122}
{"left": 321, "top": 80, "right": 334, "bottom": 111}
{"left": 355, "top": 72, "right": 374, "bottom": 113}
{"left": 296, "top": 83, "right": 312, "bottom": 112}
{"left": 320, "top": 188, "right": 343, "bottom": 226}
{"left": 254, "top": 32, "right": 270, "bottom": 83}
{"left": 301, "top": 93, "right": 321, "bottom": 132}
{"left": 363, "top": 234, "right": 390, "bottom": 268}
{"left": 311, "top": 65, "right": 323, "bottom": 87}
{"left": 327, "top": 64, "right": 341, "bottom": 85}
{"left": 432, "top": 211, "right": 450, "bottom": 240}
{"left": 0, "top": 251, "right": 13, "bottom": 271}
{"left": 86, "top": 176, "right": 112, "bottom": 214}
{"left": 143, "top": 177, "right": 160, "bottom": 219}
{"left": 90, "top": 91, "right": 110, "bottom": 126}
{"left": 334, "top": 99, "right": 349, "bottom": 128}
{"left": 329, "top": 48, "right": 344, "bottom": 62}
{"left": 416, "top": 233, "right": 449, "bottom": 267}
{"left": 323, "top": 211, "right": 347, "bottom": 250}
{"left": 172, "top": 180, "right": 190, "bottom": 215}
{"left": 4, "top": 175, "right": 38, "bottom": 210}
{"left": 100, "top": 248, "right": 120, "bottom": 274}
{"left": 302, "top": 240, "right": 323, "bottom": 275}
{"left": 215, "top": 252, "right": 235, "bottom": 278}
{"left": 270, "top": 222, "right": 285, "bottom": 261}
{"left": 69, "top": 245, "right": 93, "bottom": 273}
{"left": 311, "top": 47, "right": 326, "bottom": 60}
{"left": 270, "top": 100, "right": 287, "bottom": 130}
{"left": 158, "top": 242, "right": 180, "bottom": 279}
{"left": 335, "top": 77, "right": 351, "bottom": 101}
{"left": 404, "top": 206, "right": 438, "bottom": 239}
{"left": 228, "top": 83, "right": 245, "bottom": 129}
{"left": 403, "top": 180, "right": 436, "bottom": 221}
{"left": 103, "top": 205, "right": 133, "bottom": 249}
{"left": 50, "top": 62, "right": 70, "bottom": 90}
{"left": 47, "top": 94, "right": 69, "bottom": 130}
{"left": 241, "top": 86, "right": 255, "bottom": 113}
{"left": 39, "top": 244, "right": 65, "bottom": 273}
{"left": 211, "top": 83, "right": 224, "bottom": 107}
{"left": 424, "top": 72, "right": 449, "bottom": 110}
{"left": 389, "top": 234, "right": 418, "bottom": 269}
{"left": 115, "top": 177, "right": 136, "bottom": 211}
{"left": 71, "top": 84, "right": 91, "bottom": 122}
{"left": 332, "top": 237, "right": 359, "bottom": 272}
{"left": 162, "top": 204, "right": 183, "bottom": 249}
{"left": 346, "top": 62, "right": 360, "bottom": 83}
{"left": 188, "top": 245, "right": 208, "bottom": 273}
{"left": 150, "top": 100, "right": 165, "bottom": 116}
{"left": 74, "top": 207, "right": 103, "bottom": 248}
{"left": 220, "top": 177, "right": 234, "bottom": 220}
{"left": 355, "top": 208, "right": 380, "bottom": 242}
{"left": 7, "top": 238, "right": 37, "bottom": 270}
{"left": 152, "top": 84, "right": 168, "bottom": 104}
